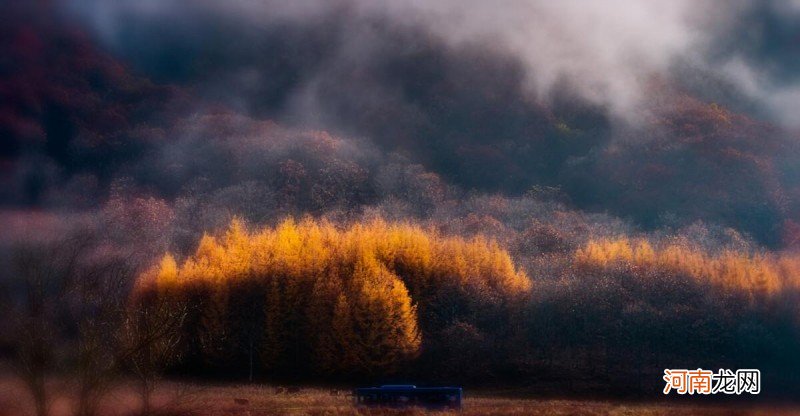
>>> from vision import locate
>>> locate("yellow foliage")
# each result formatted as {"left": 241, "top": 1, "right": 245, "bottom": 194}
{"left": 575, "top": 238, "right": 799, "bottom": 295}
{"left": 133, "top": 216, "right": 529, "bottom": 374}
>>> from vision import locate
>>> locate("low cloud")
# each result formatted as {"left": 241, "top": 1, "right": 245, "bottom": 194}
{"left": 65, "top": 0, "right": 799, "bottom": 126}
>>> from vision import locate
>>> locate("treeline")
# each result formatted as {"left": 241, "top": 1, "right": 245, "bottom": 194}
{"left": 130, "top": 218, "right": 800, "bottom": 396}
{"left": 134, "top": 218, "right": 800, "bottom": 394}
{"left": 575, "top": 237, "right": 800, "bottom": 295}
{"left": 132, "top": 217, "right": 530, "bottom": 379}
{"left": 6, "top": 215, "right": 800, "bottom": 413}
{"left": 519, "top": 236, "right": 800, "bottom": 395}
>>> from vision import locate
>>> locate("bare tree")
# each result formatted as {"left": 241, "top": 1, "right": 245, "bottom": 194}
{"left": 118, "top": 291, "right": 187, "bottom": 416}
{"left": 10, "top": 231, "right": 93, "bottom": 416}
{"left": 9, "top": 224, "right": 146, "bottom": 416}
{"left": 70, "top": 255, "right": 135, "bottom": 416}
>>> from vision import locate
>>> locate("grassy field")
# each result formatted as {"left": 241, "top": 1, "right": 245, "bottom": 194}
{"left": 1, "top": 378, "right": 798, "bottom": 416}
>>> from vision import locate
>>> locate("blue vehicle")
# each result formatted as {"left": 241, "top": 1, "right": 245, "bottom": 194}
{"left": 353, "top": 385, "right": 462, "bottom": 409}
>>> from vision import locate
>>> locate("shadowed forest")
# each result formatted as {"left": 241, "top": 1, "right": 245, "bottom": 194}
{"left": 2, "top": 1, "right": 800, "bottom": 415}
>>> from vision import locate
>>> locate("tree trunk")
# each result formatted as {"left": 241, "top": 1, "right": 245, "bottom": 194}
{"left": 140, "top": 378, "right": 151, "bottom": 416}
{"left": 249, "top": 336, "right": 254, "bottom": 383}
{"left": 33, "top": 379, "right": 48, "bottom": 416}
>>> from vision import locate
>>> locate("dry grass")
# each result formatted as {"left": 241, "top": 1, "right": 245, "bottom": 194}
{"left": 1, "top": 378, "right": 798, "bottom": 416}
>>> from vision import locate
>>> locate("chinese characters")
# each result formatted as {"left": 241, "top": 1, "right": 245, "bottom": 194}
{"left": 663, "top": 369, "right": 760, "bottom": 395}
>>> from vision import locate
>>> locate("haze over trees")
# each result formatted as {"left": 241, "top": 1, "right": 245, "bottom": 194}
{"left": 122, "top": 217, "right": 800, "bottom": 395}
{"left": 2, "top": 2, "right": 800, "bottom": 414}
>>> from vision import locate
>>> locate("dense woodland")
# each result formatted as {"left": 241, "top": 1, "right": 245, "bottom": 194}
{"left": 2, "top": 2, "right": 800, "bottom": 415}
{"left": 133, "top": 218, "right": 527, "bottom": 378}
{"left": 128, "top": 218, "right": 800, "bottom": 391}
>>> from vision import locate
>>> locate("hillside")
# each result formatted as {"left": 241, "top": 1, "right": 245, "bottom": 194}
{"left": 1, "top": 2, "right": 800, "bottom": 414}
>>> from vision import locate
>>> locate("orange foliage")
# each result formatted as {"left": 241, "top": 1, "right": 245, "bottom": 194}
{"left": 133, "top": 216, "right": 529, "bottom": 375}
{"left": 575, "top": 238, "right": 800, "bottom": 295}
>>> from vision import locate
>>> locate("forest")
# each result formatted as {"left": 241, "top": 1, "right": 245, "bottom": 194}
{"left": 2, "top": 1, "right": 800, "bottom": 415}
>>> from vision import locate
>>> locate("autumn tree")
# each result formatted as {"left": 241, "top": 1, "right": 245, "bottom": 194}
{"left": 131, "top": 216, "right": 529, "bottom": 379}
{"left": 320, "top": 252, "right": 420, "bottom": 375}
